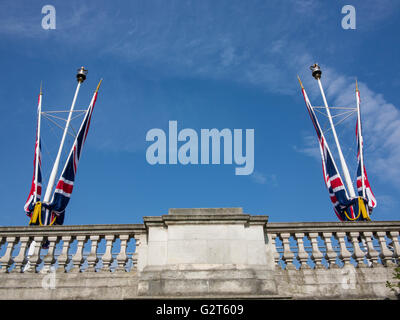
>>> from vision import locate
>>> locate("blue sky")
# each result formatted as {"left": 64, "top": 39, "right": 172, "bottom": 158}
{"left": 0, "top": 0, "right": 399, "bottom": 226}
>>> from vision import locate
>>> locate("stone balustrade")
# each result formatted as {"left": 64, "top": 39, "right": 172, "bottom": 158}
{"left": 266, "top": 221, "right": 400, "bottom": 270}
{"left": 0, "top": 224, "right": 146, "bottom": 274}
{"left": 0, "top": 221, "right": 399, "bottom": 275}
{"left": 0, "top": 211, "right": 399, "bottom": 299}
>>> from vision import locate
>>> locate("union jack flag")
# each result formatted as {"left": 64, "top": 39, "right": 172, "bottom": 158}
{"left": 356, "top": 87, "right": 377, "bottom": 212}
{"left": 24, "top": 140, "right": 42, "bottom": 215}
{"left": 46, "top": 88, "right": 99, "bottom": 224}
{"left": 24, "top": 94, "right": 43, "bottom": 216}
{"left": 300, "top": 83, "right": 356, "bottom": 221}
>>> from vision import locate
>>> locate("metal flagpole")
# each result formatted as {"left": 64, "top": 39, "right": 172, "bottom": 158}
{"left": 26, "top": 84, "right": 44, "bottom": 262}
{"left": 310, "top": 63, "right": 356, "bottom": 198}
{"left": 42, "top": 67, "right": 88, "bottom": 209}
{"left": 33, "top": 82, "right": 43, "bottom": 203}
{"left": 41, "top": 67, "right": 87, "bottom": 226}
{"left": 356, "top": 79, "right": 372, "bottom": 237}
{"left": 356, "top": 79, "right": 366, "bottom": 199}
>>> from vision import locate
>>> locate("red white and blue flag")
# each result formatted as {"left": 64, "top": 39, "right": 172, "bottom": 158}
{"left": 355, "top": 87, "right": 377, "bottom": 212}
{"left": 24, "top": 94, "right": 43, "bottom": 215}
{"left": 46, "top": 88, "right": 99, "bottom": 223}
{"left": 24, "top": 140, "right": 42, "bottom": 215}
{"left": 300, "top": 83, "right": 357, "bottom": 221}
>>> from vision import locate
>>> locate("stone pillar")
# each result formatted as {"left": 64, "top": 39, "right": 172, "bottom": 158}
{"left": 137, "top": 208, "right": 276, "bottom": 296}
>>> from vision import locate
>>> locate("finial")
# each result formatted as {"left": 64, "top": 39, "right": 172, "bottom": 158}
{"left": 76, "top": 66, "right": 88, "bottom": 83}
{"left": 40, "top": 81, "right": 43, "bottom": 95}
{"left": 355, "top": 78, "right": 359, "bottom": 92}
{"left": 297, "top": 75, "right": 304, "bottom": 89}
{"left": 310, "top": 63, "right": 322, "bottom": 80}
{"left": 95, "top": 78, "right": 103, "bottom": 93}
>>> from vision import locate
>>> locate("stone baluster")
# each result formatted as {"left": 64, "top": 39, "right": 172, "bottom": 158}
{"left": 101, "top": 235, "right": 115, "bottom": 272}
{"left": 12, "top": 237, "right": 31, "bottom": 273}
{"left": 70, "top": 235, "right": 88, "bottom": 273}
{"left": 0, "top": 236, "right": 5, "bottom": 270}
{"left": 294, "top": 233, "right": 310, "bottom": 269}
{"left": 26, "top": 236, "right": 44, "bottom": 273}
{"left": 309, "top": 232, "right": 324, "bottom": 269}
{"left": 281, "top": 233, "right": 295, "bottom": 270}
{"left": 42, "top": 236, "right": 59, "bottom": 273}
{"left": 57, "top": 236, "right": 73, "bottom": 273}
{"left": 377, "top": 231, "right": 395, "bottom": 267}
{"left": 349, "top": 232, "right": 366, "bottom": 268}
{"left": 0, "top": 237, "right": 17, "bottom": 273}
{"left": 336, "top": 232, "right": 352, "bottom": 267}
{"left": 0, "top": 237, "right": 4, "bottom": 259}
{"left": 0, "top": 237, "right": 4, "bottom": 253}
{"left": 269, "top": 233, "right": 281, "bottom": 269}
{"left": 363, "top": 232, "right": 380, "bottom": 267}
{"left": 116, "top": 234, "right": 129, "bottom": 272}
{"left": 389, "top": 231, "right": 400, "bottom": 265}
{"left": 322, "top": 232, "right": 338, "bottom": 269}
{"left": 0, "top": 236, "right": 4, "bottom": 257}
{"left": 86, "top": 235, "right": 100, "bottom": 272}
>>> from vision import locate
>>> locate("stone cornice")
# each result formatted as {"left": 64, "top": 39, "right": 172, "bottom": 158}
{"left": 143, "top": 207, "right": 269, "bottom": 228}
{"left": 143, "top": 214, "right": 269, "bottom": 228}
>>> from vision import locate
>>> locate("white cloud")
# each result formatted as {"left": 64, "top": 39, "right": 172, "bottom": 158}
{"left": 293, "top": 134, "right": 320, "bottom": 161}
{"left": 325, "top": 69, "right": 400, "bottom": 185}
{"left": 251, "top": 171, "right": 267, "bottom": 184}
{"left": 251, "top": 171, "right": 278, "bottom": 186}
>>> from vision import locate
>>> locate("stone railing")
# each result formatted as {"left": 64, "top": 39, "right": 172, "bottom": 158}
{"left": 266, "top": 221, "right": 400, "bottom": 270}
{"left": 0, "top": 213, "right": 399, "bottom": 299}
{"left": 1, "top": 221, "right": 399, "bottom": 274}
{"left": 0, "top": 224, "right": 146, "bottom": 274}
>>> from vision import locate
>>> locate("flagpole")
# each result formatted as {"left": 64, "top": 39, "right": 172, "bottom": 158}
{"left": 310, "top": 64, "right": 356, "bottom": 198}
{"left": 33, "top": 82, "right": 43, "bottom": 203}
{"left": 26, "top": 83, "right": 45, "bottom": 262}
{"left": 356, "top": 79, "right": 366, "bottom": 198}
{"left": 41, "top": 67, "right": 87, "bottom": 227}
{"left": 42, "top": 67, "right": 88, "bottom": 206}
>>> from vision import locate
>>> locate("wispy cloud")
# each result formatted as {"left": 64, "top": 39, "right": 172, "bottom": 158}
{"left": 251, "top": 171, "right": 267, "bottom": 184}
{"left": 2, "top": 1, "right": 399, "bottom": 187}
{"left": 292, "top": 134, "right": 320, "bottom": 161}
{"left": 251, "top": 171, "right": 278, "bottom": 186}
{"left": 323, "top": 68, "right": 400, "bottom": 187}
{"left": 90, "top": 2, "right": 400, "bottom": 187}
